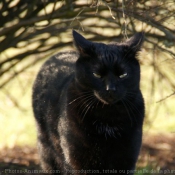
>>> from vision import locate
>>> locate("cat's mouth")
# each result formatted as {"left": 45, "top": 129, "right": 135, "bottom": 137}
{"left": 94, "top": 91, "right": 109, "bottom": 105}
{"left": 94, "top": 90, "right": 122, "bottom": 105}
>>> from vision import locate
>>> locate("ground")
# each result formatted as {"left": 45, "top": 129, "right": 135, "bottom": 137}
{"left": 0, "top": 134, "right": 175, "bottom": 175}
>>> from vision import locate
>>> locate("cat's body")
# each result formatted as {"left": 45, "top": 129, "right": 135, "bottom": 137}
{"left": 32, "top": 31, "right": 145, "bottom": 175}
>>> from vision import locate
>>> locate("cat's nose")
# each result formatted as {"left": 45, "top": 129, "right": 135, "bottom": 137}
{"left": 106, "top": 84, "right": 116, "bottom": 101}
{"left": 106, "top": 84, "right": 116, "bottom": 92}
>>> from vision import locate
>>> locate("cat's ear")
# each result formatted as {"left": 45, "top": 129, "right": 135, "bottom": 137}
{"left": 72, "top": 30, "right": 93, "bottom": 55}
{"left": 126, "top": 32, "right": 144, "bottom": 52}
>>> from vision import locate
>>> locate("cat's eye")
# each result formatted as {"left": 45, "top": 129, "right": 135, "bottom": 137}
{"left": 119, "top": 73, "right": 127, "bottom": 79}
{"left": 93, "top": 73, "right": 101, "bottom": 78}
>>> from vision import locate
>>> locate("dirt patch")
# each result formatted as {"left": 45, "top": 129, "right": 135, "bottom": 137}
{"left": 138, "top": 133, "right": 175, "bottom": 173}
{"left": 0, "top": 134, "right": 175, "bottom": 174}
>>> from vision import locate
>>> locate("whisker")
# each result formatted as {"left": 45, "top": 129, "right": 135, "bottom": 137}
{"left": 89, "top": 98, "right": 98, "bottom": 111}
{"left": 124, "top": 96, "right": 143, "bottom": 118}
{"left": 81, "top": 97, "right": 97, "bottom": 121}
{"left": 122, "top": 98, "right": 137, "bottom": 124}
{"left": 68, "top": 91, "right": 93, "bottom": 105}
{"left": 125, "top": 92, "right": 143, "bottom": 103}
{"left": 78, "top": 96, "right": 95, "bottom": 119}
{"left": 121, "top": 99, "right": 133, "bottom": 127}
{"left": 78, "top": 97, "right": 93, "bottom": 111}
{"left": 69, "top": 93, "right": 95, "bottom": 111}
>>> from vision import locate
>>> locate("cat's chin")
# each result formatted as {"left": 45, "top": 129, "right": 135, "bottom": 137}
{"left": 94, "top": 91, "right": 118, "bottom": 105}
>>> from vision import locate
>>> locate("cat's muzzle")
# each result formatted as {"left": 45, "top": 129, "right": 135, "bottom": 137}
{"left": 94, "top": 90, "right": 119, "bottom": 105}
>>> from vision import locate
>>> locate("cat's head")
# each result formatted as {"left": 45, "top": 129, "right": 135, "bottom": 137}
{"left": 73, "top": 30, "right": 144, "bottom": 105}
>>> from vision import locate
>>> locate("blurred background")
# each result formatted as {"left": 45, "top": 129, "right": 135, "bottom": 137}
{"left": 0, "top": 0, "right": 175, "bottom": 174}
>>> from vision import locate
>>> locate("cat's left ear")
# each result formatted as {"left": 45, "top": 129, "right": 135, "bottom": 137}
{"left": 72, "top": 30, "right": 93, "bottom": 55}
{"left": 126, "top": 32, "right": 144, "bottom": 52}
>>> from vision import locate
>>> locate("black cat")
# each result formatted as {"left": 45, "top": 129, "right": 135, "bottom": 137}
{"left": 32, "top": 30, "right": 145, "bottom": 175}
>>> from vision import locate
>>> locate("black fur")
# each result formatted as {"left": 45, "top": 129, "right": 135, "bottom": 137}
{"left": 32, "top": 30, "right": 145, "bottom": 175}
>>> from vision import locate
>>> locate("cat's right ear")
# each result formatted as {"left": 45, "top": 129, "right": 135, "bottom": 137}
{"left": 72, "top": 30, "right": 92, "bottom": 56}
{"left": 126, "top": 32, "right": 144, "bottom": 52}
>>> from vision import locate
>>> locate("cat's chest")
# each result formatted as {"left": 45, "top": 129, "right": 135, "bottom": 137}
{"left": 81, "top": 137, "right": 131, "bottom": 170}
{"left": 90, "top": 104, "right": 127, "bottom": 120}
